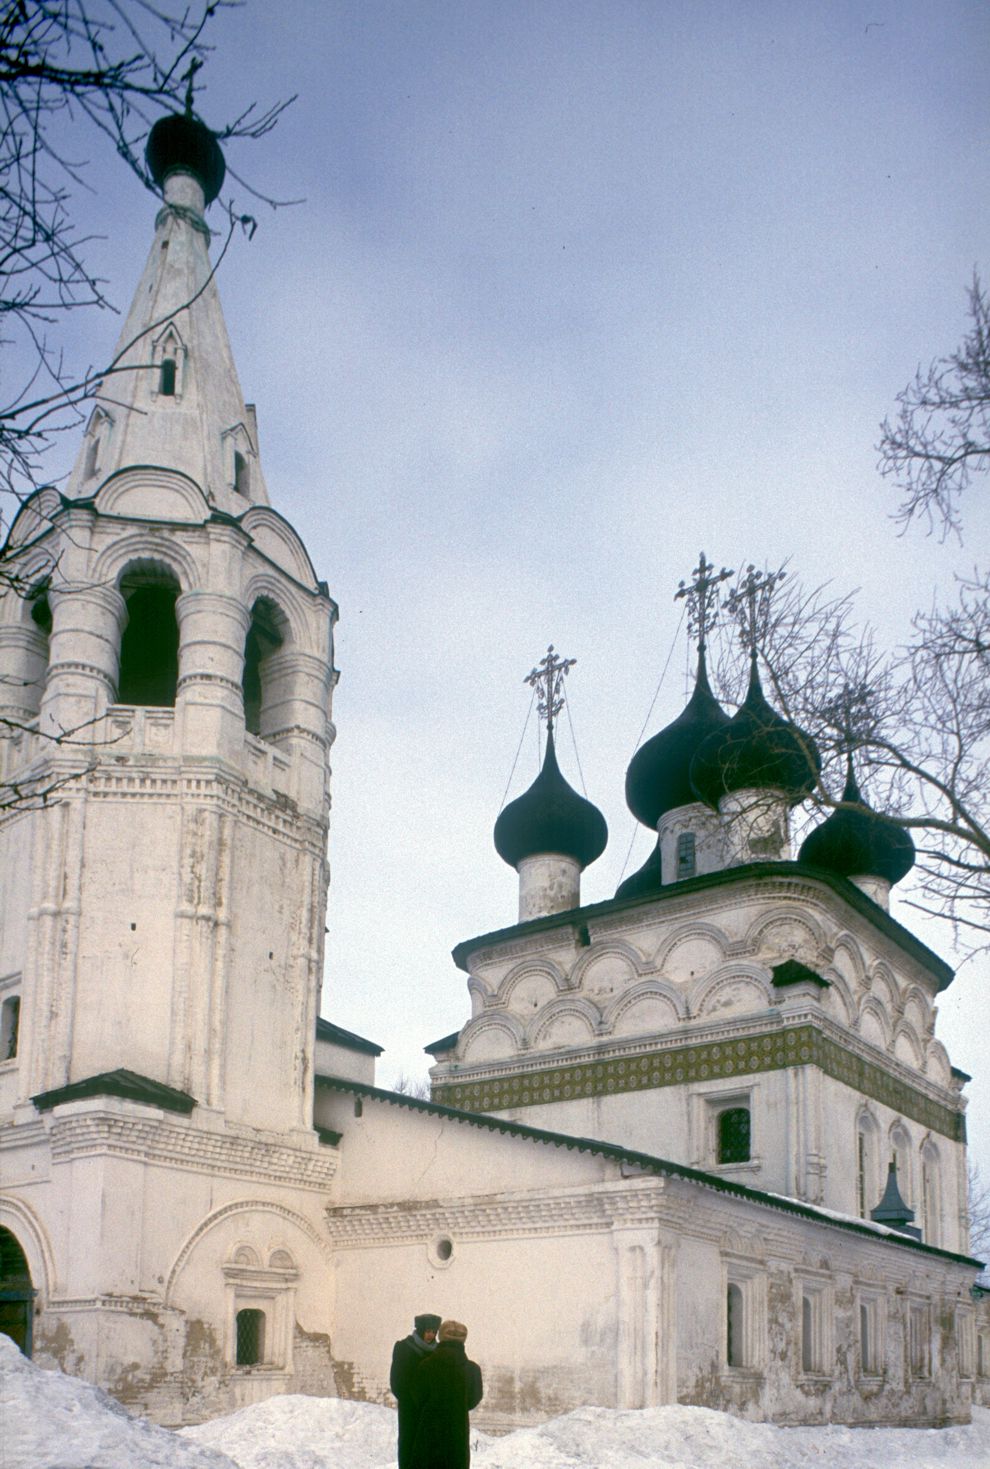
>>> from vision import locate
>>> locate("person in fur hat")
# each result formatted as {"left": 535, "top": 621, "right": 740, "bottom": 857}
{"left": 390, "top": 1313, "right": 442, "bottom": 1469}
{"left": 408, "top": 1319, "right": 483, "bottom": 1469}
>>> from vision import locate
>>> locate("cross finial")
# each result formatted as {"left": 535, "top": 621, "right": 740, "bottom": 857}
{"left": 183, "top": 57, "right": 203, "bottom": 117}
{"left": 822, "top": 681, "right": 875, "bottom": 752}
{"left": 726, "top": 563, "right": 787, "bottom": 654}
{"left": 674, "top": 551, "right": 734, "bottom": 652}
{"left": 525, "top": 645, "right": 576, "bottom": 739}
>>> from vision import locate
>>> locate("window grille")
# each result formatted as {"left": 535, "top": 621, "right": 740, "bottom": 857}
{"left": 235, "top": 1308, "right": 265, "bottom": 1367}
{"left": 676, "top": 832, "right": 696, "bottom": 879}
{"left": 717, "top": 1107, "right": 751, "bottom": 1164}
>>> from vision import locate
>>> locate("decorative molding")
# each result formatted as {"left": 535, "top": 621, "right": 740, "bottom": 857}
{"left": 47, "top": 1112, "right": 339, "bottom": 1187}
{"left": 432, "top": 1023, "right": 965, "bottom": 1142}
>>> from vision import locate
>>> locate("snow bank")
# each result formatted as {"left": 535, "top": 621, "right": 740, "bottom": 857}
{"left": 4, "top": 1332, "right": 990, "bottom": 1469}
{"left": 0, "top": 1333, "right": 237, "bottom": 1469}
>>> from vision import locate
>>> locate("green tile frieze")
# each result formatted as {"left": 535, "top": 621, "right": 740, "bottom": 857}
{"left": 431, "top": 1025, "right": 964, "bottom": 1142}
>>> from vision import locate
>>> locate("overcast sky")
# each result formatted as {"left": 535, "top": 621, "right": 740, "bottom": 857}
{"left": 41, "top": 2, "right": 990, "bottom": 1178}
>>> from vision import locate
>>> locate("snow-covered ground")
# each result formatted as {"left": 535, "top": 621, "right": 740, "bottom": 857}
{"left": 3, "top": 1336, "right": 989, "bottom": 1469}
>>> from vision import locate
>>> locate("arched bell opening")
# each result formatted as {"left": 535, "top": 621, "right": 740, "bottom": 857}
{"left": 0, "top": 1227, "right": 35, "bottom": 1356}
{"left": 242, "top": 597, "right": 288, "bottom": 739}
{"left": 117, "top": 562, "right": 181, "bottom": 707}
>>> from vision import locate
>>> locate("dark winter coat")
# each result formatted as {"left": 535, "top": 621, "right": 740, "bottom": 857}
{"left": 407, "top": 1339, "right": 483, "bottom": 1469}
{"left": 390, "top": 1333, "right": 437, "bottom": 1469}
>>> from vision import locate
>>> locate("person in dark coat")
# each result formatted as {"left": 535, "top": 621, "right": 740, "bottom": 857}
{"left": 408, "top": 1319, "right": 483, "bottom": 1469}
{"left": 390, "top": 1313, "right": 442, "bottom": 1469}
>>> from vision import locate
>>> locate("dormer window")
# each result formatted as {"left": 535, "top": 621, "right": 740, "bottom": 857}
{"left": 152, "top": 323, "right": 185, "bottom": 399}
{"left": 234, "top": 450, "right": 249, "bottom": 496}
{"left": 160, "top": 357, "right": 177, "bottom": 396}
{"left": 82, "top": 407, "right": 113, "bottom": 481}
{"left": 223, "top": 423, "right": 256, "bottom": 501}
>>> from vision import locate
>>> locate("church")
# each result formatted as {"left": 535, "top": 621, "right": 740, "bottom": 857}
{"left": 1, "top": 113, "right": 987, "bottom": 1431}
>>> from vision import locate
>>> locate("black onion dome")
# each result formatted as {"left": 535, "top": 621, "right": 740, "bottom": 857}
{"left": 625, "top": 650, "right": 730, "bottom": 828}
{"left": 146, "top": 114, "right": 226, "bottom": 205}
{"left": 494, "top": 732, "right": 608, "bottom": 871}
{"left": 689, "top": 654, "right": 821, "bottom": 809}
{"left": 799, "top": 761, "right": 915, "bottom": 885}
{"left": 615, "top": 840, "right": 662, "bottom": 900}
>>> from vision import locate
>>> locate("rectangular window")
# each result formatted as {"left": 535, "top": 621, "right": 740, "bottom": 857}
{"left": 676, "top": 831, "right": 696, "bottom": 879}
{"left": 957, "top": 1309, "right": 976, "bottom": 1379}
{"left": 858, "top": 1294, "right": 884, "bottom": 1377}
{"left": 722, "top": 1260, "right": 766, "bottom": 1373}
{"left": 909, "top": 1304, "right": 930, "bottom": 1378}
{"left": 797, "top": 1280, "right": 832, "bottom": 1376}
{"left": 1, "top": 996, "right": 19, "bottom": 1061}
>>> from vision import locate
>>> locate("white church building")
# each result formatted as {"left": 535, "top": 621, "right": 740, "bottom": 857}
{"left": 1, "top": 114, "right": 987, "bottom": 1430}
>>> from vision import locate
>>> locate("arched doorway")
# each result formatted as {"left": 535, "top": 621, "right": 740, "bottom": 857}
{"left": 0, "top": 1227, "right": 35, "bottom": 1355}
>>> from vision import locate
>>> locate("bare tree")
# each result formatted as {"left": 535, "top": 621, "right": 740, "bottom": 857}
{"left": 878, "top": 274, "right": 990, "bottom": 539}
{"left": 969, "top": 1161, "right": 990, "bottom": 1275}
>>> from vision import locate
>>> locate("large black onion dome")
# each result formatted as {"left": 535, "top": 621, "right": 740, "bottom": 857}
{"left": 494, "top": 732, "right": 608, "bottom": 871}
{"left": 689, "top": 654, "right": 821, "bottom": 809}
{"left": 146, "top": 113, "right": 226, "bottom": 205}
{"left": 799, "top": 760, "right": 915, "bottom": 885}
{"left": 625, "top": 649, "right": 730, "bottom": 828}
{"left": 615, "top": 840, "right": 662, "bottom": 900}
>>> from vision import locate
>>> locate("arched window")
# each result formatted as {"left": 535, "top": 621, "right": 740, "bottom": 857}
{"left": 921, "top": 1143, "right": 940, "bottom": 1246}
{"left": 242, "top": 598, "right": 286, "bottom": 738}
{"left": 676, "top": 831, "right": 696, "bottom": 879}
{"left": 726, "top": 1282, "right": 744, "bottom": 1367}
{"left": 856, "top": 1112, "right": 879, "bottom": 1218}
{"left": 0, "top": 1227, "right": 34, "bottom": 1356}
{"left": 159, "top": 357, "right": 177, "bottom": 396}
{"left": 1, "top": 995, "right": 20, "bottom": 1060}
{"left": 117, "top": 567, "right": 180, "bottom": 707}
{"left": 718, "top": 1107, "right": 751, "bottom": 1164}
{"left": 233, "top": 451, "right": 249, "bottom": 496}
{"left": 235, "top": 1307, "right": 265, "bottom": 1367}
{"left": 801, "top": 1294, "right": 814, "bottom": 1372}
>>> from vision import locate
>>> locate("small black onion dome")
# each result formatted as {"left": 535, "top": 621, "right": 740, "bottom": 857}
{"left": 799, "top": 760, "right": 915, "bottom": 885}
{"left": 689, "top": 654, "right": 821, "bottom": 809}
{"left": 615, "top": 841, "right": 662, "bottom": 900}
{"left": 494, "top": 732, "right": 608, "bottom": 871}
{"left": 146, "top": 113, "right": 226, "bottom": 205}
{"left": 625, "top": 649, "right": 730, "bottom": 828}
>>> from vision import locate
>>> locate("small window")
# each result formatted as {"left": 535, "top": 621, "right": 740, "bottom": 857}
{"left": 718, "top": 1107, "right": 751, "bottom": 1164}
{"left": 859, "top": 1298, "right": 882, "bottom": 1375}
{"left": 800, "top": 1284, "right": 831, "bottom": 1375}
{"left": 726, "top": 1282, "right": 744, "bottom": 1367}
{"left": 235, "top": 1308, "right": 265, "bottom": 1367}
{"left": 234, "top": 450, "right": 249, "bottom": 496}
{"left": 801, "top": 1295, "right": 814, "bottom": 1372}
{"left": 676, "top": 832, "right": 696, "bottom": 879}
{"left": 909, "top": 1304, "right": 930, "bottom": 1377}
{"left": 159, "top": 357, "right": 177, "bottom": 396}
{"left": 1, "top": 997, "right": 20, "bottom": 1060}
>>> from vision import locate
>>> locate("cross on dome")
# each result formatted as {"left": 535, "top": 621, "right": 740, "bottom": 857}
{"left": 525, "top": 645, "right": 575, "bottom": 739}
{"left": 675, "top": 551, "right": 733, "bottom": 653}
{"left": 726, "top": 563, "right": 787, "bottom": 654}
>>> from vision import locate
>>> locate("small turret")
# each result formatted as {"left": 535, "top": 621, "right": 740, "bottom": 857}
{"left": 799, "top": 758, "right": 915, "bottom": 910}
{"left": 871, "top": 1160, "right": 922, "bottom": 1240}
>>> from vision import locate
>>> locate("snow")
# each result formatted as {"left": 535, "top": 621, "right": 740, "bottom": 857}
{"left": 4, "top": 1335, "right": 990, "bottom": 1469}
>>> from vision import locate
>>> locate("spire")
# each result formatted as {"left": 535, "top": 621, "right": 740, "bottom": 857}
{"left": 66, "top": 112, "right": 269, "bottom": 510}
{"left": 871, "top": 1160, "right": 922, "bottom": 1239}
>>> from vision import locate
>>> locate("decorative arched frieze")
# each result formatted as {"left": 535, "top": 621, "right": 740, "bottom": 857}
{"left": 571, "top": 940, "right": 645, "bottom": 999}
{"left": 892, "top": 1022, "right": 923, "bottom": 1070}
{"left": 230, "top": 1244, "right": 262, "bottom": 1268}
{"left": 900, "top": 987, "right": 932, "bottom": 1038}
{"left": 689, "top": 964, "right": 771, "bottom": 1022}
{"left": 0, "top": 1196, "right": 56, "bottom": 1300}
{"left": 529, "top": 996, "right": 601, "bottom": 1050}
{"left": 652, "top": 921, "right": 730, "bottom": 980}
{"left": 238, "top": 506, "right": 319, "bottom": 587}
{"left": 746, "top": 906, "right": 828, "bottom": 966}
{"left": 91, "top": 533, "right": 201, "bottom": 596}
{"left": 820, "top": 967, "right": 856, "bottom": 1027}
{"left": 830, "top": 933, "right": 868, "bottom": 993}
{"left": 4, "top": 486, "right": 65, "bottom": 550}
{"left": 458, "top": 1014, "right": 525, "bottom": 1064}
{"left": 165, "top": 1199, "right": 330, "bottom": 1302}
{"left": 924, "top": 1039, "right": 952, "bottom": 1087}
{"left": 857, "top": 997, "right": 891, "bottom": 1051}
{"left": 603, "top": 980, "right": 684, "bottom": 1037}
{"left": 96, "top": 467, "right": 211, "bottom": 524}
{"left": 870, "top": 963, "right": 899, "bottom": 1014}
{"left": 498, "top": 959, "right": 567, "bottom": 1016}
{"left": 720, "top": 1227, "right": 766, "bottom": 1263}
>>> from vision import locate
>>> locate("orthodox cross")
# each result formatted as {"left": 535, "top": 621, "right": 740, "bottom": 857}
{"left": 674, "top": 551, "right": 733, "bottom": 652}
{"left": 822, "top": 681, "right": 876, "bottom": 753}
{"left": 182, "top": 57, "right": 203, "bottom": 116}
{"left": 726, "top": 563, "right": 787, "bottom": 653}
{"left": 525, "top": 645, "right": 575, "bottom": 740}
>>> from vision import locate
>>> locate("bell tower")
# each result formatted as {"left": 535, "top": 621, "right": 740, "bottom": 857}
{"left": 0, "top": 113, "right": 341, "bottom": 1411}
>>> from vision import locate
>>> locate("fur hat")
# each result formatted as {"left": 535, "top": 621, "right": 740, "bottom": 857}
{"left": 415, "top": 1314, "right": 442, "bottom": 1334}
{"left": 439, "top": 1319, "right": 467, "bottom": 1342}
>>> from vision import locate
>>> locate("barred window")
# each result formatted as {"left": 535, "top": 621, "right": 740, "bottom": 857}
{"left": 718, "top": 1107, "right": 751, "bottom": 1164}
{"left": 235, "top": 1308, "right": 265, "bottom": 1367}
{"left": 676, "top": 832, "right": 696, "bottom": 879}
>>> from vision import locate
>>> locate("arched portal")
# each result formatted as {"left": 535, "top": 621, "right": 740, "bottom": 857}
{"left": 0, "top": 1228, "right": 35, "bottom": 1356}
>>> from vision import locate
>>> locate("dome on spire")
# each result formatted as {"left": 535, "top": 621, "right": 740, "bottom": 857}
{"left": 625, "top": 649, "right": 730, "bottom": 829}
{"left": 689, "top": 655, "right": 820, "bottom": 809}
{"left": 799, "top": 760, "right": 915, "bottom": 885}
{"left": 146, "top": 113, "right": 226, "bottom": 205}
{"left": 494, "top": 733, "right": 607, "bottom": 871}
{"left": 615, "top": 840, "right": 662, "bottom": 900}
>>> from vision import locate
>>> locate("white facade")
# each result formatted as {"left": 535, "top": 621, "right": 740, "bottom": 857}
{"left": 0, "top": 130, "right": 987, "bottom": 1430}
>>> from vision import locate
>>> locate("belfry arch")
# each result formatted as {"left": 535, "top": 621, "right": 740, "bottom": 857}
{"left": 243, "top": 595, "right": 289, "bottom": 738}
{"left": 116, "top": 561, "right": 181, "bottom": 707}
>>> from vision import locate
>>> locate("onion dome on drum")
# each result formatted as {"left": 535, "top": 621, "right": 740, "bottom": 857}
{"left": 799, "top": 759, "right": 915, "bottom": 886}
{"left": 689, "top": 653, "right": 821, "bottom": 809}
{"left": 494, "top": 731, "right": 608, "bottom": 871}
{"left": 146, "top": 112, "right": 226, "bottom": 205}
{"left": 625, "top": 649, "right": 730, "bottom": 829}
